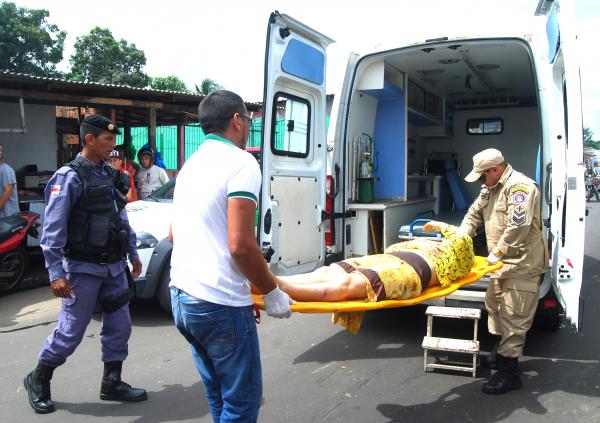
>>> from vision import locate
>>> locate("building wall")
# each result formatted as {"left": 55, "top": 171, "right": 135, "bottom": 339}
{"left": 0, "top": 102, "right": 57, "bottom": 172}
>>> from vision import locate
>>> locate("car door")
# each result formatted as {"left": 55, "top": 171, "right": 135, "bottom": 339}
{"left": 542, "top": 0, "right": 585, "bottom": 329}
{"left": 258, "top": 12, "right": 334, "bottom": 276}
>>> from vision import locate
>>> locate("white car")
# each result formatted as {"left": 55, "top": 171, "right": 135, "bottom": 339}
{"left": 126, "top": 179, "right": 175, "bottom": 312}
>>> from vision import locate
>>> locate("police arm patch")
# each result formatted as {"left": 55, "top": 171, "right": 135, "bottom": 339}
{"left": 50, "top": 185, "right": 61, "bottom": 195}
{"left": 513, "top": 191, "right": 528, "bottom": 204}
{"left": 510, "top": 184, "right": 530, "bottom": 195}
{"left": 512, "top": 205, "right": 527, "bottom": 226}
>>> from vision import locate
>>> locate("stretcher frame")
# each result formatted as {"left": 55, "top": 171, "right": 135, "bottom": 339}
{"left": 252, "top": 256, "right": 502, "bottom": 313}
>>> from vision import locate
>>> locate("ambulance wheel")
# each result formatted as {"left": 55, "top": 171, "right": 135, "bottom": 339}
{"left": 536, "top": 313, "right": 562, "bottom": 332}
{"left": 0, "top": 247, "right": 28, "bottom": 292}
{"left": 157, "top": 264, "right": 172, "bottom": 315}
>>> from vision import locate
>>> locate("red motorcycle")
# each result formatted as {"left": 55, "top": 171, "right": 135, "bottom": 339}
{"left": 0, "top": 212, "right": 40, "bottom": 292}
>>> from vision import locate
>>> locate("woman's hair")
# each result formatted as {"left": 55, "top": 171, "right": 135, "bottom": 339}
{"left": 197, "top": 90, "right": 246, "bottom": 134}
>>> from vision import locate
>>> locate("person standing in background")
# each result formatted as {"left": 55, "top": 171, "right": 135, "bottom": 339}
{"left": 135, "top": 147, "right": 168, "bottom": 199}
{"left": 107, "top": 150, "right": 136, "bottom": 202}
{"left": 0, "top": 145, "right": 19, "bottom": 217}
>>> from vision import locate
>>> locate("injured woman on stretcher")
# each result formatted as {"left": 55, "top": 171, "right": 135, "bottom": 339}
{"left": 259, "top": 221, "right": 476, "bottom": 334}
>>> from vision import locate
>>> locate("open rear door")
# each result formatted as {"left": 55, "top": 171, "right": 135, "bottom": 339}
{"left": 258, "top": 12, "right": 334, "bottom": 276}
{"left": 540, "top": 0, "right": 585, "bottom": 329}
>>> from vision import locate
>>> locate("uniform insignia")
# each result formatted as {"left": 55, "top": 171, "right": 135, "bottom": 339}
{"left": 108, "top": 123, "right": 115, "bottom": 131}
{"left": 50, "top": 185, "right": 61, "bottom": 195}
{"left": 512, "top": 205, "right": 526, "bottom": 225}
{"left": 513, "top": 191, "right": 528, "bottom": 204}
{"left": 511, "top": 184, "right": 529, "bottom": 195}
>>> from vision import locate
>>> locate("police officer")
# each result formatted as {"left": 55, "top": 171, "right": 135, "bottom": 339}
{"left": 23, "top": 115, "right": 147, "bottom": 414}
{"left": 461, "top": 148, "right": 547, "bottom": 395}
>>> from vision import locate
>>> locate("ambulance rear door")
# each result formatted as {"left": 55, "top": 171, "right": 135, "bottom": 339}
{"left": 258, "top": 12, "right": 334, "bottom": 276}
{"left": 540, "top": 0, "right": 585, "bottom": 329}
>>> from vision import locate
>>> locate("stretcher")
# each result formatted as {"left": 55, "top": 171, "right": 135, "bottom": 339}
{"left": 252, "top": 256, "right": 502, "bottom": 313}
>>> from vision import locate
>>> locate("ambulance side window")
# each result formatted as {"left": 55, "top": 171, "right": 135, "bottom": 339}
{"left": 466, "top": 118, "right": 503, "bottom": 135}
{"left": 271, "top": 93, "right": 310, "bottom": 158}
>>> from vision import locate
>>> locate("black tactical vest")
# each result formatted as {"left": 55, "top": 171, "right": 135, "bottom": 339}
{"left": 65, "top": 155, "right": 131, "bottom": 263}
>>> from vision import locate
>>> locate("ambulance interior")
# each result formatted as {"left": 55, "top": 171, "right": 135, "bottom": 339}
{"left": 345, "top": 39, "right": 543, "bottom": 256}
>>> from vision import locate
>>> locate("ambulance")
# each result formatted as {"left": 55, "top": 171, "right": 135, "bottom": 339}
{"left": 257, "top": 0, "right": 585, "bottom": 330}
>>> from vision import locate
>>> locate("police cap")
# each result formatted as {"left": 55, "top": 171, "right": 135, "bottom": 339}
{"left": 82, "top": 114, "right": 121, "bottom": 135}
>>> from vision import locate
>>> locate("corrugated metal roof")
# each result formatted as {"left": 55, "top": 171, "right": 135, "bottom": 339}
{"left": 0, "top": 70, "right": 262, "bottom": 109}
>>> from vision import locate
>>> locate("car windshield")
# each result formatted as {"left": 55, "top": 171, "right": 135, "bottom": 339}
{"left": 144, "top": 177, "right": 176, "bottom": 202}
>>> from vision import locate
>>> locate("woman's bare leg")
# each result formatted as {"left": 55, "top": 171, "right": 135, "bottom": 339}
{"left": 277, "top": 272, "right": 367, "bottom": 302}
{"left": 278, "top": 264, "right": 347, "bottom": 285}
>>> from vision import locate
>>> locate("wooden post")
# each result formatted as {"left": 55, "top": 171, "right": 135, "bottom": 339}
{"left": 177, "top": 123, "right": 185, "bottom": 170}
{"left": 123, "top": 109, "right": 131, "bottom": 145}
{"left": 148, "top": 107, "right": 156, "bottom": 151}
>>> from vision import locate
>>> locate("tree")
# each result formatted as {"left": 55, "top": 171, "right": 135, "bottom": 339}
{"left": 0, "top": 2, "right": 66, "bottom": 77}
{"left": 195, "top": 78, "right": 223, "bottom": 95}
{"left": 584, "top": 126, "right": 600, "bottom": 150}
{"left": 584, "top": 127, "right": 594, "bottom": 144}
{"left": 69, "top": 27, "right": 149, "bottom": 87}
{"left": 150, "top": 76, "right": 189, "bottom": 93}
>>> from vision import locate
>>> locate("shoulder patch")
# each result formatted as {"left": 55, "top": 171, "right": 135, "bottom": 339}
{"left": 510, "top": 184, "right": 530, "bottom": 195}
{"left": 512, "top": 205, "right": 527, "bottom": 226}
{"left": 513, "top": 191, "right": 528, "bottom": 204}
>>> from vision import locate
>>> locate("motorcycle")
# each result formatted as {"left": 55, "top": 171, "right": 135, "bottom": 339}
{"left": 0, "top": 212, "right": 40, "bottom": 292}
{"left": 586, "top": 173, "right": 600, "bottom": 202}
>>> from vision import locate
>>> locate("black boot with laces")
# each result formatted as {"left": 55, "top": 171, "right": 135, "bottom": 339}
{"left": 100, "top": 361, "right": 148, "bottom": 402}
{"left": 24, "top": 363, "right": 55, "bottom": 413}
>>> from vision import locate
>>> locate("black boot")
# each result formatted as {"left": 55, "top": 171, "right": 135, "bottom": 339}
{"left": 480, "top": 337, "right": 501, "bottom": 369}
{"left": 100, "top": 361, "right": 147, "bottom": 402}
{"left": 24, "top": 363, "right": 56, "bottom": 413}
{"left": 482, "top": 355, "right": 522, "bottom": 395}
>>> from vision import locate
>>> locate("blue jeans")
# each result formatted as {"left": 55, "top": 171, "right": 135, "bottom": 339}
{"left": 171, "top": 287, "right": 262, "bottom": 423}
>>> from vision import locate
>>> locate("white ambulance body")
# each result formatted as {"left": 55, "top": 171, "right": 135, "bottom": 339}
{"left": 258, "top": 0, "right": 585, "bottom": 329}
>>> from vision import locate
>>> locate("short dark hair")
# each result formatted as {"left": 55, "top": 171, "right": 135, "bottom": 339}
{"left": 198, "top": 90, "right": 246, "bottom": 134}
{"left": 79, "top": 123, "right": 103, "bottom": 145}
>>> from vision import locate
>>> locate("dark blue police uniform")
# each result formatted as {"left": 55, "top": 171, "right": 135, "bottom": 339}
{"left": 24, "top": 115, "right": 147, "bottom": 414}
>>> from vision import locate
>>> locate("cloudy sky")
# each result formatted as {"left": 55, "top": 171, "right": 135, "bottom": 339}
{"left": 17, "top": 0, "right": 600, "bottom": 136}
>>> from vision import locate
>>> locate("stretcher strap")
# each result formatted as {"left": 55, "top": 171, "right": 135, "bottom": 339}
{"left": 252, "top": 256, "right": 502, "bottom": 313}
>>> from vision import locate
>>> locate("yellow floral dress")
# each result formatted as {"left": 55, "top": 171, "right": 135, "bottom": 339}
{"left": 333, "top": 224, "right": 474, "bottom": 334}
{"left": 384, "top": 224, "right": 474, "bottom": 287}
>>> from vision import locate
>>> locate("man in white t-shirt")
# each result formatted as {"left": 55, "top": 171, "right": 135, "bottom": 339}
{"left": 169, "top": 90, "right": 292, "bottom": 422}
{"left": 135, "top": 147, "right": 169, "bottom": 199}
{"left": 0, "top": 146, "right": 19, "bottom": 217}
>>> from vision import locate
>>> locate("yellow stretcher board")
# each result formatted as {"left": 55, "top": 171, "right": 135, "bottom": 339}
{"left": 253, "top": 256, "right": 503, "bottom": 313}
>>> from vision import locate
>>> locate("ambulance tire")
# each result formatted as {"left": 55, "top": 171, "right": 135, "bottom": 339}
{"left": 535, "top": 313, "right": 562, "bottom": 332}
{"left": 157, "top": 263, "right": 172, "bottom": 315}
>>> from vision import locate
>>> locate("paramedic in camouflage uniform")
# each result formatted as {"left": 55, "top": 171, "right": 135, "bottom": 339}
{"left": 23, "top": 115, "right": 147, "bottom": 414}
{"left": 461, "top": 148, "right": 547, "bottom": 395}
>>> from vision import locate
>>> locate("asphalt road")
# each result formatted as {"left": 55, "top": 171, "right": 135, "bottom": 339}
{"left": 1, "top": 202, "right": 600, "bottom": 422}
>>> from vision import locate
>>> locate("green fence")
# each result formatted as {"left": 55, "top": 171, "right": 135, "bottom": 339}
{"left": 115, "top": 116, "right": 328, "bottom": 169}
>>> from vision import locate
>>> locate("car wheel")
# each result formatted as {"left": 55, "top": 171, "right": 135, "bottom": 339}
{"left": 157, "top": 262, "right": 172, "bottom": 315}
{"left": 535, "top": 313, "right": 562, "bottom": 332}
{"left": 0, "top": 247, "right": 28, "bottom": 292}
